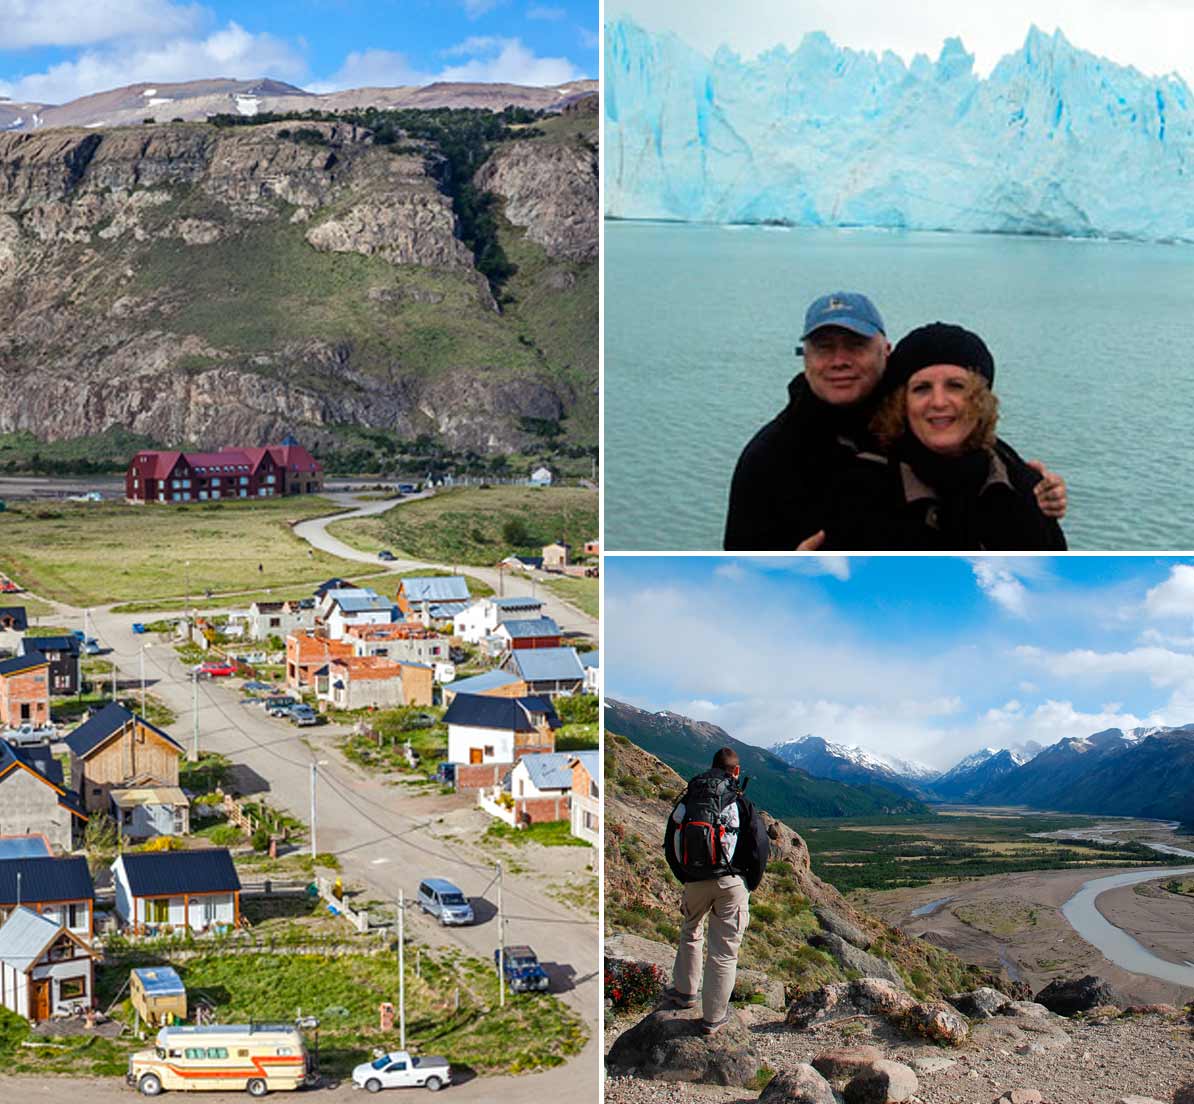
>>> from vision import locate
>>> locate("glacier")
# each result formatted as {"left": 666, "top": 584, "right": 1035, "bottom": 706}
{"left": 605, "top": 19, "right": 1194, "bottom": 243}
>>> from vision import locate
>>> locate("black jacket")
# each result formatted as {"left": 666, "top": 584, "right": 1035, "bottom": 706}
{"left": 663, "top": 788, "right": 771, "bottom": 892}
{"left": 822, "top": 445, "right": 1067, "bottom": 551}
{"left": 724, "top": 375, "right": 875, "bottom": 550}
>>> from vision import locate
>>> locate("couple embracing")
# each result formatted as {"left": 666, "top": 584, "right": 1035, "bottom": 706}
{"left": 725, "top": 292, "right": 1068, "bottom": 551}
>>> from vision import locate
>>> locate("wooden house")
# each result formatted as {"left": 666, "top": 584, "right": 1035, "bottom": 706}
{"left": 493, "top": 617, "right": 562, "bottom": 652}
{"left": 113, "top": 849, "right": 241, "bottom": 934}
{"left": 64, "top": 703, "right": 187, "bottom": 829}
{"left": 0, "top": 907, "right": 97, "bottom": 1022}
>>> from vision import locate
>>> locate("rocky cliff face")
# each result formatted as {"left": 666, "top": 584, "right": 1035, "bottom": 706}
{"left": 0, "top": 116, "right": 596, "bottom": 454}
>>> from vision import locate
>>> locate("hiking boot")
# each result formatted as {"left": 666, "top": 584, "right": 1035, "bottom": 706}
{"left": 657, "top": 987, "right": 697, "bottom": 1010}
{"left": 699, "top": 1014, "right": 730, "bottom": 1035}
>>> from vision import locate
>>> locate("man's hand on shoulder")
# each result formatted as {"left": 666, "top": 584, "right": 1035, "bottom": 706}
{"left": 1028, "top": 461, "right": 1067, "bottom": 520}
{"left": 796, "top": 530, "right": 827, "bottom": 551}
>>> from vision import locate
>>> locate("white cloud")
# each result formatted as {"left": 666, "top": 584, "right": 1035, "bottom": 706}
{"left": 437, "top": 36, "right": 584, "bottom": 85}
{"left": 971, "top": 559, "right": 1031, "bottom": 618}
{"left": 0, "top": 0, "right": 204, "bottom": 49}
{"left": 713, "top": 562, "right": 746, "bottom": 582}
{"left": 608, "top": 0, "right": 1194, "bottom": 85}
{"left": 1015, "top": 644, "right": 1194, "bottom": 690}
{"left": 527, "top": 4, "right": 566, "bottom": 19}
{"left": 578, "top": 27, "right": 599, "bottom": 49}
{"left": 310, "top": 49, "right": 428, "bottom": 92}
{"left": 737, "top": 556, "right": 852, "bottom": 581}
{"left": 463, "top": 0, "right": 505, "bottom": 17}
{"left": 1143, "top": 563, "right": 1194, "bottom": 620}
{"left": 0, "top": 22, "right": 307, "bottom": 104}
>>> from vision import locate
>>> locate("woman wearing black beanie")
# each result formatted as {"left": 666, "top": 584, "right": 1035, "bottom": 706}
{"left": 820, "top": 323, "right": 1067, "bottom": 550}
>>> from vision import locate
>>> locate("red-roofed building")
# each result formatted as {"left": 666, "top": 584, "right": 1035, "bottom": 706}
{"left": 125, "top": 438, "right": 322, "bottom": 503}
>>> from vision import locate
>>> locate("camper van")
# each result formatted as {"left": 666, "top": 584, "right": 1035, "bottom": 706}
{"left": 127, "top": 1023, "right": 311, "bottom": 1097}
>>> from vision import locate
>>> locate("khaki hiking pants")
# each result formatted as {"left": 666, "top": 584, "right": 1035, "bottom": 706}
{"left": 671, "top": 874, "right": 749, "bottom": 1022}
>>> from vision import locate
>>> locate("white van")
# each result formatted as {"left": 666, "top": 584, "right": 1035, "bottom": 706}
{"left": 127, "top": 1023, "right": 311, "bottom": 1097}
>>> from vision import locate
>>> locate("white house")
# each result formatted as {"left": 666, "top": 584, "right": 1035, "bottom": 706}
{"left": 317, "top": 589, "right": 396, "bottom": 640}
{"left": 0, "top": 907, "right": 96, "bottom": 1022}
{"left": 443, "top": 694, "right": 560, "bottom": 765}
{"left": 113, "top": 850, "right": 241, "bottom": 935}
{"left": 579, "top": 650, "right": 600, "bottom": 695}
{"left": 453, "top": 596, "right": 545, "bottom": 644}
{"left": 569, "top": 752, "right": 600, "bottom": 846}
{"left": 0, "top": 857, "right": 94, "bottom": 940}
{"left": 246, "top": 600, "right": 313, "bottom": 642}
{"left": 530, "top": 466, "right": 553, "bottom": 486}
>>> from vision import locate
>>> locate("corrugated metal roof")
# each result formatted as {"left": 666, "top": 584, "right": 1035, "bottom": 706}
{"left": 64, "top": 702, "right": 183, "bottom": 759}
{"left": 447, "top": 670, "right": 521, "bottom": 695}
{"left": 118, "top": 849, "right": 241, "bottom": 897}
{"left": 0, "top": 907, "right": 63, "bottom": 971}
{"left": 0, "top": 653, "right": 47, "bottom": 676}
{"left": 578, "top": 650, "right": 599, "bottom": 669}
{"left": 0, "top": 856, "right": 94, "bottom": 906}
{"left": 109, "top": 786, "right": 189, "bottom": 809}
{"left": 517, "top": 752, "right": 575, "bottom": 791}
{"left": 508, "top": 647, "right": 585, "bottom": 683}
{"left": 493, "top": 597, "right": 543, "bottom": 610}
{"left": 400, "top": 576, "right": 470, "bottom": 603}
{"left": 499, "top": 617, "right": 561, "bottom": 639}
{"left": 442, "top": 693, "right": 560, "bottom": 733}
{"left": 20, "top": 635, "right": 79, "bottom": 656}
{"left": 0, "top": 608, "right": 29, "bottom": 631}
{"left": 568, "top": 751, "right": 599, "bottom": 778}
{"left": 0, "top": 837, "right": 52, "bottom": 860}
{"left": 133, "top": 966, "right": 185, "bottom": 996}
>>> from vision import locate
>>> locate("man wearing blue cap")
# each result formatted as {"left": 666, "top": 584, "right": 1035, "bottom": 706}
{"left": 723, "top": 291, "right": 1065, "bottom": 549}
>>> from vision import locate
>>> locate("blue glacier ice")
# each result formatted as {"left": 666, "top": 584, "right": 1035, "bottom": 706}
{"left": 605, "top": 19, "right": 1194, "bottom": 243}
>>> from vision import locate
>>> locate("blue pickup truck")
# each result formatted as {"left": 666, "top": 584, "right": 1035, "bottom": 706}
{"left": 495, "top": 945, "right": 549, "bottom": 993}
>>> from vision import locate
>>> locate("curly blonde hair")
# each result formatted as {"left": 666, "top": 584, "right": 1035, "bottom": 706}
{"left": 871, "top": 373, "right": 1000, "bottom": 452}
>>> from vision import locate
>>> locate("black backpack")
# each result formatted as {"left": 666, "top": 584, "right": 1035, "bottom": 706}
{"left": 671, "top": 769, "right": 740, "bottom": 880}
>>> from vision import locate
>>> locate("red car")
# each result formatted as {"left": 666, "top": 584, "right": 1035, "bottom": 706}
{"left": 197, "top": 660, "right": 236, "bottom": 678}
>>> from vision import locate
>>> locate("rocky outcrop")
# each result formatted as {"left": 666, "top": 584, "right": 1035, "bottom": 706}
{"left": 787, "top": 978, "right": 915, "bottom": 1029}
{"left": 842, "top": 1060, "right": 918, "bottom": 1103}
{"left": 1034, "top": 975, "right": 1124, "bottom": 1016}
{"left": 474, "top": 139, "right": 597, "bottom": 262}
{"left": 758, "top": 1064, "right": 837, "bottom": 1104}
{"left": 604, "top": 1008, "right": 760, "bottom": 1086}
{"left": 810, "top": 931, "right": 902, "bottom": 985}
{"left": 814, "top": 905, "right": 874, "bottom": 950}
{"left": 948, "top": 986, "right": 1012, "bottom": 1019}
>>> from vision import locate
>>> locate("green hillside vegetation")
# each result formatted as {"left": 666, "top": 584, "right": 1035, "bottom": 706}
{"left": 328, "top": 484, "right": 597, "bottom": 565}
{"left": 795, "top": 813, "right": 1194, "bottom": 893}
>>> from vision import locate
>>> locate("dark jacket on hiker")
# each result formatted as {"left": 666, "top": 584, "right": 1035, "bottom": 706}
{"left": 821, "top": 435, "right": 1068, "bottom": 551}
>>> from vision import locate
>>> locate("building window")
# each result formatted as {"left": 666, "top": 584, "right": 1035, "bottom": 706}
{"left": 59, "top": 977, "right": 86, "bottom": 1000}
{"left": 147, "top": 899, "right": 169, "bottom": 924}
{"left": 212, "top": 477, "right": 220, "bottom": 486}
{"left": 66, "top": 903, "right": 81, "bottom": 928}
{"left": 240, "top": 476, "right": 248, "bottom": 485}
{"left": 484, "top": 745, "right": 495, "bottom": 756}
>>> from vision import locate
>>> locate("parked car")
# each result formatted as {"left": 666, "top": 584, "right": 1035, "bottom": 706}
{"left": 288, "top": 704, "right": 319, "bottom": 726}
{"left": 131, "top": 622, "right": 147, "bottom": 634}
{"left": 496, "top": 945, "right": 550, "bottom": 993}
{"left": 81, "top": 638, "right": 101, "bottom": 655}
{"left": 378, "top": 550, "right": 396, "bottom": 562}
{"left": 3, "top": 722, "right": 57, "bottom": 746}
{"left": 351, "top": 1051, "right": 451, "bottom": 1093}
{"left": 264, "top": 696, "right": 298, "bottom": 717}
{"left": 196, "top": 660, "right": 236, "bottom": 678}
{"left": 243, "top": 680, "right": 274, "bottom": 693}
{"left": 416, "top": 879, "right": 474, "bottom": 926}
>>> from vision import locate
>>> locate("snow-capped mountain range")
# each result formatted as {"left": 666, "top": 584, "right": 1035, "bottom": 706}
{"left": 771, "top": 735, "right": 937, "bottom": 784}
{"left": 605, "top": 19, "right": 1194, "bottom": 243}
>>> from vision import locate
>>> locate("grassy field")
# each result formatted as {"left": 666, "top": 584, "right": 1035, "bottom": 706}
{"left": 0, "top": 497, "right": 363, "bottom": 606}
{"left": 792, "top": 812, "right": 1194, "bottom": 893}
{"left": 539, "top": 575, "right": 598, "bottom": 619}
{"left": 108, "top": 570, "right": 395, "bottom": 614}
{"left": 328, "top": 484, "right": 597, "bottom": 567}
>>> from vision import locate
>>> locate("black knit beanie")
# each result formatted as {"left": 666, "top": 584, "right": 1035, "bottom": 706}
{"left": 884, "top": 322, "right": 995, "bottom": 395}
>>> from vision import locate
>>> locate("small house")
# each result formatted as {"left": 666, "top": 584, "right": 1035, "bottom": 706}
{"left": 493, "top": 617, "right": 562, "bottom": 653}
{"left": 444, "top": 694, "right": 559, "bottom": 788}
{"left": 285, "top": 631, "right": 354, "bottom": 690}
{"left": 453, "top": 596, "right": 544, "bottom": 644}
{"left": 246, "top": 600, "right": 312, "bottom": 642}
{"left": 317, "top": 589, "right": 396, "bottom": 640}
{"left": 0, "top": 856, "right": 95, "bottom": 939}
{"left": 568, "top": 752, "right": 600, "bottom": 845}
{"left": 583, "top": 540, "right": 599, "bottom": 556}
{"left": 19, "top": 635, "right": 79, "bottom": 697}
{"left": 506, "top": 751, "right": 577, "bottom": 824}
{"left": 113, "top": 849, "right": 241, "bottom": 934}
{"left": 396, "top": 576, "right": 471, "bottom": 625}
{"left": 501, "top": 647, "right": 585, "bottom": 698}
{"left": 441, "top": 669, "right": 526, "bottom": 707}
{"left": 344, "top": 623, "right": 447, "bottom": 666}
{"left": 530, "top": 466, "right": 554, "bottom": 486}
{"left": 0, "top": 906, "right": 97, "bottom": 1022}
{"left": 64, "top": 703, "right": 186, "bottom": 823}
{"left": 541, "top": 541, "right": 570, "bottom": 570}
{"left": 320, "top": 656, "right": 433, "bottom": 710}
{"left": 0, "top": 741, "right": 87, "bottom": 851}
{"left": 130, "top": 966, "right": 187, "bottom": 1026}
{"left": 0, "top": 653, "right": 50, "bottom": 729}
{"left": 579, "top": 650, "right": 600, "bottom": 695}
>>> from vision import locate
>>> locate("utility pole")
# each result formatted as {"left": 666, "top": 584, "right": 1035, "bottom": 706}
{"left": 397, "top": 890, "right": 406, "bottom": 1050}
{"left": 496, "top": 861, "right": 504, "bottom": 1008}
{"left": 111, "top": 663, "right": 117, "bottom": 701}
{"left": 190, "top": 671, "right": 199, "bottom": 762}
{"left": 309, "top": 762, "right": 317, "bottom": 858}
{"left": 139, "top": 645, "right": 147, "bottom": 715}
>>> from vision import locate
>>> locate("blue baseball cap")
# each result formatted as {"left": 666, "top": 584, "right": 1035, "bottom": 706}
{"left": 801, "top": 291, "right": 886, "bottom": 340}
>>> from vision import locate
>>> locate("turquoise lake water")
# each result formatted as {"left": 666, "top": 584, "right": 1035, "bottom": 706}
{"left": 604, "top": 221, "right": 1194, "bottom": 551}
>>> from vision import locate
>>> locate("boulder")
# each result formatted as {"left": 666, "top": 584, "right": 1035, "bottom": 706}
{"left": 995, "top": 1092, "right": 1043, "bottom": 1104}
{"left": 906, "top": 1055, "right": 956, "bottom": 1075}
{"left": 811, "top": 932, "right": 903, "bottom": 985}
{"left": 1034, "top": 975, "right": 1123, "bottom": 1016}
{"left": 604, "top": 1008, "right": 760, "bottom": 1086}
{"left": 947, "top": 987, "right": 1011, "bottom": 1018}
{"left": 734, "top": 968, "right": 787, "bottom": 1012}
{"left": 1115, "top": 1097, "right": 1168, "bottom": 1104}
{"left": 811, "top": 1046, "right": 884, "bottom": 1084}
{"left": 1000, "top": 1000, "right": 1053, "bottom": 1019}
{"left": 787, "top": 978, "right": 914, "bottom": 1030}
{"left": 901, "top": 1000, "right": 970, "bottom": 1046}
{"left": 1175, "top": 1086, "right": 1194, "bottom": 1104}
{"left": 814, "top": 905, "right": 873, "bottom": 949}
{"left": 843, "top": 1060, "right": 918, "bottom": 1104}
{"left": 758, "top": 1064, "right": 838, "bottom": 1104}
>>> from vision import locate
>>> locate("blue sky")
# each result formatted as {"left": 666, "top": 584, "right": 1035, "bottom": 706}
{"left": 605, "top": 556, "right": 1194, "bottom": 769}
{"left": 0, "top": 0, "right": 597, "bottom": 105}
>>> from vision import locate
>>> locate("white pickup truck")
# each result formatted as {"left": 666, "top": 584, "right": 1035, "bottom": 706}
{"left": 351, "top": 1052, "right": 452, "bottom": 1093}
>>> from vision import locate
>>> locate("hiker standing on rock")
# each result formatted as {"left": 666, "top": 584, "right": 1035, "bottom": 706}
{"left": 660, "top": 747, "right": 770, "bottom": 1035}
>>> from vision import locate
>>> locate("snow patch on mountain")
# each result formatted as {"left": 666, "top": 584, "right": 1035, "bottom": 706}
{"left": 770, "top": 735, "right": 938, "bottom": 780}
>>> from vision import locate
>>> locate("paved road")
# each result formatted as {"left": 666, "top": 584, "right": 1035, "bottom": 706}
{"left": 293, "top": 493, "right": 598, "bottom": 639}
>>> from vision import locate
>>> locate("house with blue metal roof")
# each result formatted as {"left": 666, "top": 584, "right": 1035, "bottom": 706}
{"left": 453, "top": 595, "right": 545, "bottom": 643}
{"left": 19, "top": 634, "right": 80, "bottom": 696}
{"left": 444, "top": 693, "right": 559, "bottom": 768}
{"left": 0, "top": 739, "right": 88, "bottom": 851}
{"left": 442, "top": 668, "right": 526, "bottom": 706}
{"left": 397, "top": 576, "right": 471, "bottom": 625}
{"left": 493, "top": 617, "right": 562, "bottom": 652}
{"left": 113, "top": 849, "right": 241, "bottom": 934}
{"left": 316, "top": 588, "right": 397, "bottom": 640}
{"left": 501, "top": 647, "right": 585, "bottom": 698}
{"left": 0, "top": 856, "right": 95, "bottom": 940}
{"left": 0, "top": 906, "right": 97, "bottom": 1022}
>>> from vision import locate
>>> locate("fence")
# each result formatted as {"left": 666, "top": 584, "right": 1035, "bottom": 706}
{"left": 478, "top": 786, "right": 517, "bottom": 827}
{"left": 316, "top": 874, "right": 369, "bottom": 934}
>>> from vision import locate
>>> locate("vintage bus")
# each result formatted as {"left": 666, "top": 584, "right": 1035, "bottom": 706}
{"left": 127, "top": 1023, "right": 312, "bottom": 1096}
